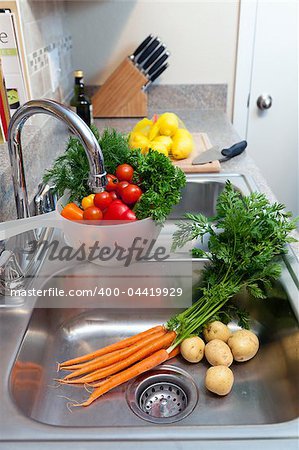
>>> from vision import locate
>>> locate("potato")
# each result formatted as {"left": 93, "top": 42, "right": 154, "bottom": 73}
{"left": 180, "top": 336, "right": 205, "bottom": 363}
{"left": 205, "top": 365, "right": 234, "bottom": 396}
{"left": 203, "top": 321, "right": 231, "bottom": 343}
{"left": 228, "top": 329, "right": 259, "bottom": 362}
{"left": 205, "top": 339, "right": 233, "bottom": 367}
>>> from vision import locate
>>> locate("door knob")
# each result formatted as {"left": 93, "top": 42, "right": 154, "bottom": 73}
{"left": 257, "top": 94, "right": 272, "bottom": 110}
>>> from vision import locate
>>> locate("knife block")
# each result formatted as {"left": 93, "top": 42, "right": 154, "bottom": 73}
{"left": 92, "top": 58, "right": 148, "bottom": 118}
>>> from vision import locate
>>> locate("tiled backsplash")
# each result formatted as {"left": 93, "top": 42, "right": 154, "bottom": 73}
{"left": 28, "top": 36, "right": 72, "bottom": 75}
{"left": 19, "top": 0, "right": 73, "bottom": 101}
{"left": 0, "top": 0, "right": 74, "bottom": 222}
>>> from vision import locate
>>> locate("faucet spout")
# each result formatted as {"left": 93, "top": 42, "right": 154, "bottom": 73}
{"left": 8, "top": 99, "right": 107, "bottom": 219}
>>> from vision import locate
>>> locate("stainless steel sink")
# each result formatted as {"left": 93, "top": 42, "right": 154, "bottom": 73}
{"left": 169, "top": 174, "right": 250, "bottom": 219}
{"left": 10, "top": 268, "right": 298, "bottom": 427}
{"left": 1, "top": 174, "right": 298, "bottom": 448}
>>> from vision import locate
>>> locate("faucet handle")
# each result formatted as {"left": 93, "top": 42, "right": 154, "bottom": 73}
{"left": 34, "top": 183, "right": 57, "bottom": 215}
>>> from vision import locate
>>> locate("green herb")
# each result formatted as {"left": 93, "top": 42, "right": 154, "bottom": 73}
{"left": 43, "top": 127, "right": 129, "bottom": 201}
{"left": 129, "top": 149, "right": 186, "bottom": 222}
{"left": 43, "top": 126, "right": 186, "bottom": 222}
{"left": 167, "top": 181, "right": 297, "bottom": 347}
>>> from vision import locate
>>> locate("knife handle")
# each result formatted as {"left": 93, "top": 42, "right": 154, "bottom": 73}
{"left": 147, "top": 52, "right": 170, "bottom": 76}
{"left": 130, "top": 34, "right": 153, "bottom": 60}
{"left": 143, "top": 63, "right": 169, "bottom": 91}
{"left": 149, "top": 62, "right": 168, "bottom": 83}
{"left": 142, "top": 44, "right": 166, "bottom": 71}
{"left": 136, "top": 38, "right": 160, "bottom": 65}
{"left": 221, "top": 140, "right": 247, "bottom": 158}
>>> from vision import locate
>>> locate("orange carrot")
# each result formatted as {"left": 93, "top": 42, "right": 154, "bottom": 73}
{"left": 63, "top": 330, "right": 167, "bottom": 380}
{"left": 167, "top": 346, "right": 180, "bottom": 359}
{"left": 61, "top": 331, "right": 176, "bottom": 385}
{"left": 74, "top": 348, "right": 170, "bottom": 407}
{"left": 59, "top": 325, "right": 164, "bottom": 368}
{"left": 71, "top": 328, "right": 166, "bottom": 371}
{"left": 61, "top": 347, "right": 132, "bottom": 371}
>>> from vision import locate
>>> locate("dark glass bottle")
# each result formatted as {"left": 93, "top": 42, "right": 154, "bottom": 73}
{"left": 76, "top": 82, "right": 91, "bottom": 127}
{"left": 70, "top": 70, "right": 93, "bottom": 125}
{"left": 70, "top": 70, "right": 84, "bottom": 112}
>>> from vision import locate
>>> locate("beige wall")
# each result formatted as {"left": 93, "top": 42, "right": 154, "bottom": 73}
{"left": 66, "top": 0, "right": 240, "bottom": 115}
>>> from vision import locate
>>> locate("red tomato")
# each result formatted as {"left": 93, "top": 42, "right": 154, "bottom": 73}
{"left": 83, "top": 206, "right": 103, "bottom": 221}
{"left": 117, "top": 180, "right": 129, "bottom": 195}
{"left": 105, "top": 174, "right": 118, "bottom": 192}
{"left": 109, "top": 191, "right": 118, "bottom": 201}
{"left": 121, "top": 184, "right": 142, "bottom": 205}
{"left": 103, "top": 201, "right": 129, "bottom": 220}
{"left": 115, "top": 164, "right": 134, "bottom": 182}
{"left": 120, "top": 209, "right": 136, "bottom": 221}
{"left": 94, "top": 191, "right": 112, "bottom": 211}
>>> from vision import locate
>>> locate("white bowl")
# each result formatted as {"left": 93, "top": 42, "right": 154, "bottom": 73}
{"left": 56, "top": 193, "right": 162, "bottom": 266}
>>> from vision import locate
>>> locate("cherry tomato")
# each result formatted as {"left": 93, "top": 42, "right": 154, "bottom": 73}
{"left": 115, "top": 164, "right": 134, "bottom": 182}
{"left": 83, "top": 206, "right": 103, "bottom": 221}
{"left": 117, "top": 180, "right": 129, "bottom": 195}
{"left": 103, "top": 201, "right": 129, "bottom": 220}
{"left": 105, "top": 174, "right": 118, "bottom": 192}
{"left": 109, "top": 191, "right": 118, "bottom": 201}
{"left": 81, "top": 194, "right": 95, "bottom": 210}
{"left": 120, "top": 209, "right": 136, "bottom": 221}
{"left": 121, "top": 184, "right": 142, "bottom": 205}
{"left": 94, "top": 191, "right": 112, "bottom": 211}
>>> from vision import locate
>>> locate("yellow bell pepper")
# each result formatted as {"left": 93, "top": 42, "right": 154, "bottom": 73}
{"left": 81, "top": 194, "right": 95, "bottom": 210}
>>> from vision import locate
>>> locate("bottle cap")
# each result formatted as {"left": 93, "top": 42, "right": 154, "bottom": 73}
{"left": 74, "top": 70, "right": 84, "bottom": 78}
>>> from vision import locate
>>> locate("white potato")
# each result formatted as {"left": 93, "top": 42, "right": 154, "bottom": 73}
{"left": 180, "top": 336, "right": 205, "bottom": 363}
{"left": 205, "top": 339, "right": 233, "bottom": 367}
{"left": 228, "top": 329, "right": 259, "bottom": 362}
{"left": 205, "top": 365, "right": 234, "bottom": 396}
{"left": 203, "top": 321, "right": 231, "bottom": 343}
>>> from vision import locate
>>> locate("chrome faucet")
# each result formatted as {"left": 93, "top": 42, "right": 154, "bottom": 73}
{"left": 8, "top": 99, "right": 107, "bottom": 219}
{"left": 1, "top": 99, "right": 107, "bottom": 298}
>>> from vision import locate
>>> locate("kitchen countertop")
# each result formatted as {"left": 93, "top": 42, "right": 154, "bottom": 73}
{"left": 94, "top": 109, "right": 277, "bottom": 204}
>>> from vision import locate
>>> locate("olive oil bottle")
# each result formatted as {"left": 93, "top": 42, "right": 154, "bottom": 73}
{"left": 70, "top": 70, "right": 93, "bottom": 126}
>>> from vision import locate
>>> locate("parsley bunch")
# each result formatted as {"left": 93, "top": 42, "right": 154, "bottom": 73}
{"left": 128, "top": 149, "right": 186, "bottom": 222}
{"left": 168, "top": 181, "right": 297, "bottom": 345}
{"left": 43, "top": 126, "right": 186, "bottom": 222}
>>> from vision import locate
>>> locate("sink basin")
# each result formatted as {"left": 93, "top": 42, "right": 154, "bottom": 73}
{"left": 169, "top": 174, "right": 247, "bottom": 219}
{"left": 10, "top": 259, "right": 299, "bottom": 427}
{"left": 2, "top": 174, "right": 299, "bottom": 447}
{"left": 169, "top": 180, "right": 232, "bottom": 219}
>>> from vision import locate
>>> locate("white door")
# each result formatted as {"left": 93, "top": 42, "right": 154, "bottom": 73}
{"left": 234, "top": 0, "right": 298, "bottom": 215}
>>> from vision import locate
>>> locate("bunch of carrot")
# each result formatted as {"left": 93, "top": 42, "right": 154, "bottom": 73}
{"left": 57, "top": 325, "right": 179, "bottom": 407}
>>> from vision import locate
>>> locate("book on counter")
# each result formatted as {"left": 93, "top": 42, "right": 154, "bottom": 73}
{"left": 0, "top": 57, "right": 10, "bottom": 142}
{"left": 0, "top": 7, "right": 28, "bottom": 118}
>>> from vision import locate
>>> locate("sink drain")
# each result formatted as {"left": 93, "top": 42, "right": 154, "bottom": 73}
{"left": 126, "top": 365, "right": 198, "bottom": 424}
{"left": 139, "top": 382, "right": 187, "bottom": 418}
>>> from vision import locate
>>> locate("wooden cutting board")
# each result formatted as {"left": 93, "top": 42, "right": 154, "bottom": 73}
{"left": 172, "top": 133, "right": 221, "bottom": 173}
